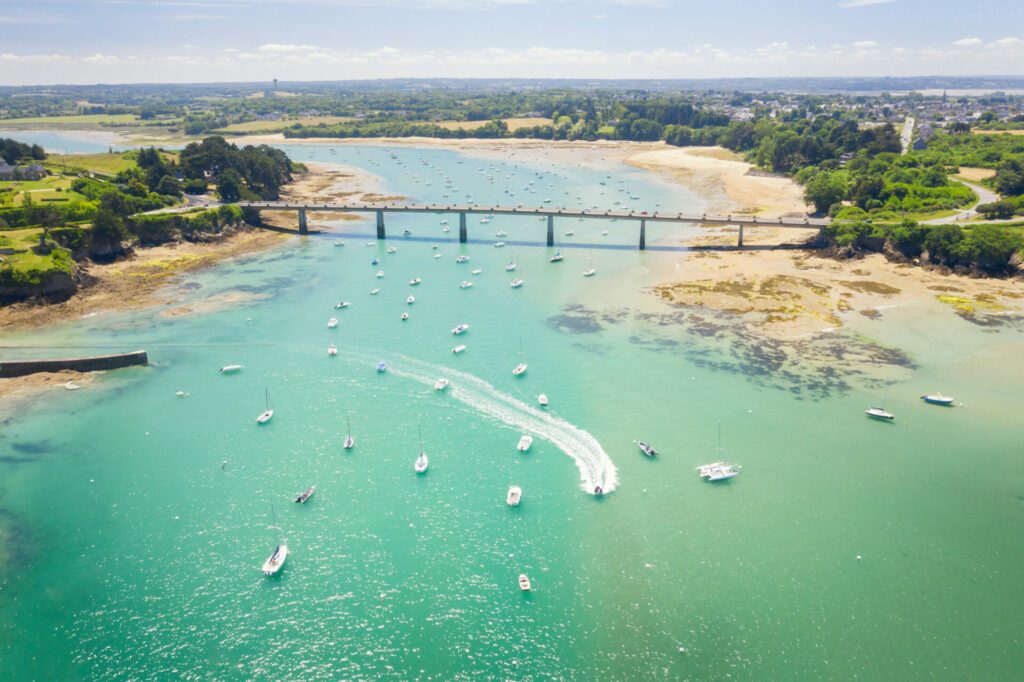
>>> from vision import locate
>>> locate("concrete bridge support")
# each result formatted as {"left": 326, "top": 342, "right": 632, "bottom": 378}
{"left": 737, "top": 224, "right": 744, "bottom": 248}
{"left": 298, "top": 208, "right": 308, "bottom": 235}
{"left": 639, "top": 219, "right": 646, "bottom": 250}
{"left": 546, "top": 215, "right": 554, "bottom": 247}
{"left": 459, "top": 213, "right": 467, "bottom": 243}
{"left": 376, "top": 210, "right": 385, "bottom": 239}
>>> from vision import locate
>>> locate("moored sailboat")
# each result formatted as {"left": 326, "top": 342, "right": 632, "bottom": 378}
{"left": 256, "top": 389, "right": 274, "bottom": 424}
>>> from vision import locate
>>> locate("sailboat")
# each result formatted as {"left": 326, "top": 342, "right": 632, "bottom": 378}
{"left": 866, "top": 386, "right": 895, "bottom": 421}
{"left": 549, "top": 244, "right": 565, "bottom": 263}
{"left": 343, "top": 417, "right": 355, "bottom": 450}
{"left": 697, "top": 422, "right": 741, "bottom": 480}
{"left": 583, "top": 250, "right": 596, "bottom": 277}
{"left": 414, "top": 426, "right": 429, "bottom": 474}
{"left": 261, "top": 503, "right": 288, "bottom": 576}
{"left": 256, "top": 389, "right": 274, "bottom": 424}
{"left": 512, "top": 338, "right": 528, "bottom": 376}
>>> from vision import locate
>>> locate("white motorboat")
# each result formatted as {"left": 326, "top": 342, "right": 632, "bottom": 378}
{"left": 505, "top": 262, "right": 517, "bottom": 272}
{"left": 455, "top": 255, "right": 470, "bottom": 263}
{"left": 408, "top": 278, "right": 421, "bottom": 286}
{"left": 921, "top": 393, "right": 954, "bottom": 406}
{"left": 866, "top": 407, "right": 895, "bottom": 421}
{"left": 376, "top": 361, "right": 387, "bottom": 373}
{"left": 387, "top": 246, "right": 397, "bottom": 254}
{"left": 583, "top": 268, "right": 596, "bottom": 277}
{"left": 434, "top": 253, "right": 442, "bottom": 259}
{"left": 376, "top": 270, "right": 385, "bottom": 278}
{"left": 327, "top": 318, "right": 338, "bottom": 328}
{"left": 512, "top": 363, "right": 527, "bottom": 376}
{"left": 510, "top": 278, "right": 524, "bottom": 288}
{"left": 471, "top": 268, "right": 483, "bottom": 275}
{"left": 401, "top": 312, "right": 409, "bottom": 320}
{"left": 518, "top": 573, "right": 532, "bottom": 591}
{"left": 507, "top": 486, "right": 522, "bottom": 507}
{"left": 537, "top": 394, "right": 549, "bottom": 407}
{"left": 452, "top": 323, "right": 470, "bottom": 335}
{"left": 262, "top": 543, "right": 288, "bottom": 576}
{"left": 564, "top": 230, "right": 574, "bottom": 236}
{"left": 601, "top": 230, "right": 609, "bottom": 236}
{"left": 295, "top": 486, "right": 315, "bottom": 504}
{"left": 219, "top": 364, "right": 244, "bottom": 374}
{"left": 434, "top": 378, "right": 450, "bottom": 391}
{"left": 256, "top": 389, "right": 274, "bottom": 424}
{"left": 494, "top": 241, "right": 506, "bottom": 248}
{"left": 334, "top": 301, "right": 350, "bottom": 309}
{"left": 175, "top": 390, "right": 187, "bottom": 397}
{"left": 407, "top": 295, "right": 415, "bottom": 304}
{"left": 452, "top": 344, "right": 466, "bottom": 354}
{"left": 696, "top": 462, "right": 740, "bottom": 481}
{"left": 327, "top": 345, "right": 338, "bottom": 356}
{"left": 344, "top": 417, "right": 355, "bottom": 450}
{"left": 517, "top": 435, "right": 533, "bottom": 452}
{"left": 459, "top": 281, "right": 474, "bottom": 289}
{"left": 370, "top": 288, "right": 380, "bottom": 295}
{"left": 635, "top": 440, "right": 658, "bottom": 457}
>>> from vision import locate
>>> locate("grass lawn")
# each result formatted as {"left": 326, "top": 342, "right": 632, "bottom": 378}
{"left": 216, "top": 116, "right": 356, "bottom": 134}
{"left": 0, "top": 176, "right": 85, "bottom": 207}
{"left": 0, "top": 227, "right": 76, "bottom": 285}
{"left": 0, "top": 113, "right": 139, "bottom": 125}
{"left": 44, "top": 152, "right": 137, "bottom": 176}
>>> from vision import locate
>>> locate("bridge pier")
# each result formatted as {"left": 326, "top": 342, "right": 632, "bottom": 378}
{"left": 737, "top": 224, "right": 744, "bottom": 248}
{"left": 376, "top": 210, "right": 385, "bottom": 240}
{"left": 459, "top": 213, "right": 467, "bottom": 243}
{"left": 546, "top": 215, "right": 554, "bottom": 247}
{"left": 639, "top": 219, "right": 646, "bottom": 250}
{"left": 298, "top": 208, "right": 308, "bottom": 235}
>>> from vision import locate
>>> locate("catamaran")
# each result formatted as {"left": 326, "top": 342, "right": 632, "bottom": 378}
{"left": 295, "top": 486, "right": 315, "bottom": 504}
{"left": 452, "top": 323, "right": 470, "bottom": 335}
{"left": 507, "top": 486, "right": 522, "bottom": 507}
{"left": 414, "top": 426, "right": 429, "bottom": 474}
{"left": 635, "top": 440, "right": 658, "bottom": 457}
{"left": 921, "top": 393, "right": 954, "bottom": 406}
{"left": 698, "top": 422, "right": 739, "bottom": 479}
{"left": 434, "top": 378, "right": 450, "bottom": 391}
{"left": 256, "top": 389, "right": 274, "bottom": 424}
{"left": 343, "top": 417, "right": 355, "bottom": 450}
{"left": 261, "top": 503, "right": 288, "bottom": 576}
{"left": 327, "top": 318, "right": 338, "bottom": 329}
{"left": 517, "top": 435, "right": 533, "bottom": 452}
{"left": 219, "top": 364, "right": 244, "bottom": 373}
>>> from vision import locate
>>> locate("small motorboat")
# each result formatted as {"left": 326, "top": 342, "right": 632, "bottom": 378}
{"left": 564, "top": 230, "right": 574, "bottom": 237}
{"left": 696, "top": 462, "right": 740, "bottom": 481}
{"left": 635, "top": 440, "right": 657, "bottom": 457}
{"left": 505, "top": 262, "right": 517, "bottom": 272}
{"left": 376, "top": 270, "right": 385, "bottom": 278}
{"left": 327, "top": 318, "right": 338, "bottom": 329}
{"left": 471, "top": 269, "right": 483, "bottom": 275}
{"left": 334, "top": 301, "right": 350, "bottom": 309}
{"left": 370, "top": 288, "right": 380, "bottom": 295}
{"left": 402, "top": 229, "right": 412, "bottom": 236}
{"left": 510, "top": 279, "right": 524, "bottom": 289}
{"left": 507, "top": 486, "right": 522, "bottom": 507}
{"left": 219, "top": 364, "right": 244, "bottom": 374}
{"left": 387, "top": 246, "right": 397, "bottom": 254}
{"left": 295, "top": 486, "right": 315, "bottom": 504}
{"left": 921, "top": 393, "right": 954, "bottom": 406}
{"left": 455, "top": 255, "right": 470, "bottom": 263}
{"left": 333, "top": 241, "right": 345, "bottom": 247}
{"left": 494, "top": 241, "right": 506, "bottom": 248}
{"left": 262, "top": 544, "right": 288, "bottom": 576}
{"left": 327, "top": 345, "right": 338, "bottom": 356}
{"left": 376, "top": 361, "right": 387, "bottom": 373}
{"left": 409, "top": 278, "right": 422, "bottom": 286}
{"left": 407, "top": 295, "right": 415, "bottom": 304}
{"left": 518, "top": 573, "right": 532, "bottom": 591}
{"left": 537, "top": 394, "right": 549, "bottom": 407}
{"left": 593, "top": 486, "right": 604, "bottom": 496}
{"left": 583, "top": 268, "right": 596, "bottom": 277}
{"left": 517, "top": 435, "right": 533, "bottom": 452}
{"left": 431, "top": 244, "right": 439, "bottom": 250}
{"left": 512, "top": 363, "right": 527, "bottom": 376}
{"left": 601, "top": 230, "right": 609, "bottom": 236}
{"left": 401, "top": 312, "right": 409, "bottom": 320}
{"left": 452, "top": 324, "right": 470, "bottom": 335}
{"left": 256, "top": 389, "right": 274, "bottom": 424}
{"left": 496, "top": 230, "right": 508, "bottom": 237}
{"left": 434, "top": 378, "right": 450, "bottom": 391}
{"left": 452, "top": 344, "right": 466, "bottom": 354}
{"left": 866, "top": 407, "right": 895, "bottom": 421}
{"left": 434, "top": 253, "right": 442, "bottom": 259}
{"left": 442, "top": 227, "right": 450, "bottom": 233}
{"left": 549, "top": 252, "right": 564, "bottom": 263}
{"left": 175, "top": 390, "right": 187, "bottom": 397}
{"left": 459, "top": 281, "right": 473, "bottom": 289}
{"left": 371, "top": 258, "right": 379, "bottom": 265}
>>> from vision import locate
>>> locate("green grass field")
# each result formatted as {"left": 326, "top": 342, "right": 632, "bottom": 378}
{"left": 215, "top": 116, "right": 356, "bottom": 134}
{"left": 0, "top": 177, "right": 86, "bottom": 207}
{"left": 44, "top": 152, "right": 137, "bottom": 177}
{"left": 0, "top": 113, "right": 139, "bottom": 125}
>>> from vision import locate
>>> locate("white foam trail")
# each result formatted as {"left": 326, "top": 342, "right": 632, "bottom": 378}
{"left": 381, "top": 353, "right": 618, "bottom": 495}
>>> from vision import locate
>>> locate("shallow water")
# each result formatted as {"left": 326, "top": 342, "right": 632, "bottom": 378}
{"left": 1, "top": 137, "right": 1023, "bottom": 679}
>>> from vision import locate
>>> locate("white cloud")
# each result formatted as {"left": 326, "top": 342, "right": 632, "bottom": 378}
{"left": 986, "top": 37, "right": 1022, "bottom": 48}
{"left": 258, "top": 43, "right": 321, "bottom": 53}
{"left": 838, "top": 0, "right": 897, "bottom": 6}
{"left": 953, "top": 38, "right": 983, "bottom": 46}
{"left": 852, "top": 40, "right": 879, "bottom": 48}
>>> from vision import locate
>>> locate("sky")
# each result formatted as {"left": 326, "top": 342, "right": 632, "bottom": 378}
{"left": 0, "top": 0, "right": 1022, "bottom": 85}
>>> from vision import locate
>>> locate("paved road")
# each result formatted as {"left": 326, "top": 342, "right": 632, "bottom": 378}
{"left": 900, "top": 117, "right": 915, "bottom": 155}
{"left": 924, "top": 178, "right": 1000, "bottom": 224}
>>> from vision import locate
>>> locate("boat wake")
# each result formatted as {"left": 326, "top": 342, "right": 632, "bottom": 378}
{"left": 385, "top": 353, "right": 618, "bottom": 495}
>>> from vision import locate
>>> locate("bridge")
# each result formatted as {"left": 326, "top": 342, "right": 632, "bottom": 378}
{"left": 236, "top": 202, "right": 829, "bottom": 249}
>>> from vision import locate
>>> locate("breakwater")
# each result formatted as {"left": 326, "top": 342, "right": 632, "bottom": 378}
{"left": 0, "top": 350, "right": 147, "bottom": 378}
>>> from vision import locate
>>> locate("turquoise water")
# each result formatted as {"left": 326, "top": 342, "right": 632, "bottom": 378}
{"left": 2, "top": 137, "right": 1023, "bottom": 679}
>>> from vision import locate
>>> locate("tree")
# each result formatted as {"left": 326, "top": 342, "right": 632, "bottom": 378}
{"left": 994, "top": 159, "right": 1024, "bottom": 197}
{"left": 804, "top": 171, "right": 847, "bottom": 214}
{"left": 90, "top": 207, "right": 129, "bottom": 257}
{"left": 954, "top": 224, "right": 1023, "bottom": 271}
{"left": 217, "top": 168, "right": 244, "bottom": 202}
{"left": 156, "top": 175, "right": 182, "bottom": 198}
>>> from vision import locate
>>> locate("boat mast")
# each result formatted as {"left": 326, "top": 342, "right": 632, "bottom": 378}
{"left": 418, "top": 424, "right": 424, "bottom": 456}
{"left": 347, "top": 417, "right": 352, "bottom": 437}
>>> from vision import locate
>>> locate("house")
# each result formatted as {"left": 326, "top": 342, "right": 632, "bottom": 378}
{"left": 0, "top": 163, "right": 47, "bottom": 181}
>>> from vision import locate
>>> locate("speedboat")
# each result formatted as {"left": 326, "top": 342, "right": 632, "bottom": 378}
{"left": 295, "top": 486, "right": 315, "bottom": 504}
{"left": 334, "top": 301, "right": 350, "bottom": 309}
{"left": 517, "top": 435, "right": 533, "bottom": 452}
{"left": 219, "top": 364, "right": 244, "bottom": 374}
{"left": 564, "top": 230, "right": 574, "bottom": 237}
{"left": 442, "top": 227, "right": 450, "bottom": 233}
{"left": 387, "top": 246, "right": 397, "bottom": 254}
{"left": 327, "top": 345, "right": 338, "bottom": 356}
{"left": 494, "top": 241, "right": 506, "bottom": 248}
{"left": 593, "top": 486, "right": 604, "bottom": 496}
{"left": 537, "top": 394, "right": 549, "bottom": 407}
{"left": 455, "top": 255, "right": 470, "bottom": 263}
{"left": 496, "top": 230, "right": 508, "bottom": 237}
{"left": 459, "top": 281, "right": 473, "bottom": 289}
{"left": 507, "top": 485, "right": 522, "bottom": 506}
{"left": 635, "top": 440, "right": 658, "bottom": 457}
{"left": 401, "top": 312, "right": 409, "bottom": 320}
{"left": 866, "top": 407, "right": 895, "bottom": 421}
{"left": 434, "top": 253, "right": 442, "bottom": 259}
{"left": 409, "top": 278, "right": 421, "bottom": 286}
{"left": 696, "top": 462, "right": 740, "bottom": 481}
{"left": 505, "top": 262, "right": 517, "bottom": 272}
{"left": 407, "top": 295, "right": 415, "bottom": 304}
{"left": 414, "top": 452, "right": 429, "bottom": 474}
{"left": 471, "top": 268, "right": 482, "bottom": 275}
{"left": 434, "top": 378, "right": 450, "bottom": 391}
{"left": 452, "top": 323, "right": 470, "bottom": 335}
{"left": 256, "top": 389, "right": 274, "bottom": 424}
{"left": 262, "top": 544, "right": 288, "bottom": 576}
{"left": 376, "top": 361, "right": 387, "bottom": 373}
{"left": 376, "top": 270, "right": 385, "bottom": 278}
{"left": 327, "top": 318, "right": 338, "bottom": 328}
{"left": 601, "top": 230, "right": 609, "bottom": 236}
{"left": 583, "top": 268, "right": 596, "bottom": 277}
{"left": 510, "top": 278, "right": 524, "bottom": 288}
{"left": 371, "top": 258, "right": 379, "bottom": 265}
{"left": 519, "top": 573, "right": 532, "bottom": 591}
{"left": 402, "top": 229, "right": 411, "bottom": 236}
{"left": 370, "top": 288, "right": 380, "bottom": 295}
{"left": 452, "top": 344, "right": 466, "bottom": 354}
{"left": 512, "top": 363, "right": 527, "bottom": 376}
{"left": 549, "top": 252, "right": 564, "bottom": 263}
{"left": 921, "top": 393, "right": 954, "bottom": 406}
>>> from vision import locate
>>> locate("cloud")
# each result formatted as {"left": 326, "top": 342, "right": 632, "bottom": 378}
{"left": 852, "top": 40, "right": 879, "bottom": 48}
{"left": 953, "top": 38, "right": 983, "bottom": 46}
{"left": 838, "top": 0, "right": 897, "bottom": 6}
{"left": 986, "top": 37, "right": 1022, "bottom": 48}
{"left": 258, "top": 43, "right": 321, "bottom": 52}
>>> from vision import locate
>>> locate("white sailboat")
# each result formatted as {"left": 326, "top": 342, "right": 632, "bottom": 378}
{"left": 256, "top": 389, "right": 274, "bottom": 424}
{"left": 261, "top": 503, "right": 288, "bottom": 576}
{"left": 866, "top": 387, "right": 895, "bottom": 421}
{"left": 414, "top": 426, "right": 429, "bottom": 474}
{"left": 327, "top": 318, "right": 338, "bottom": 329}
{"left": 510, "top": 278, "right": 524, "bottom": 289}
{"left": 343, "top": 417, "right": 355, "bottom": 450}
{"left": 583, "top": 250, "right": 596, "bottom": 277}
{"left": 921, "top": 393, "right": 954, "bottom": 406}
{"left": 327, "top": 344, "right": 338, "bottom": 356}
{"left": 697, "top": 423, "right": 740, "bottom": 480}
{"left": 512, "top": 339, "right": 527, "bottom": 376}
